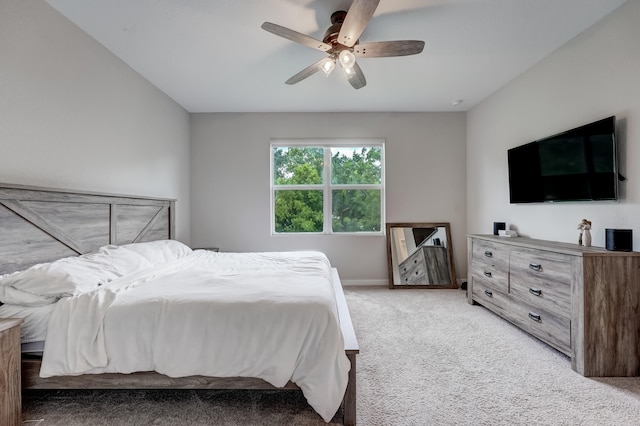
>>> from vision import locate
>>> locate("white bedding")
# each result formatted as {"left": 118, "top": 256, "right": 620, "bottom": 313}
{"left": 0, "top": 303, "right": 54, "bottom": 343}
{"left": 39, "top": 250, "right": 350, "bottom": 422}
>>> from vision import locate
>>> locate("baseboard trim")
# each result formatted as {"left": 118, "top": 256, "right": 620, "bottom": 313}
{"left": 342, "top": 278, "right": 468, "bottom": 288}
{"left": 342, "top": 279, "right": 388, "bottom": 287}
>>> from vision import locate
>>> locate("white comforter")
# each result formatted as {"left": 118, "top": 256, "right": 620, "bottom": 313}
{"left": 40, "top": 250, "right": 351, "bottom": 422}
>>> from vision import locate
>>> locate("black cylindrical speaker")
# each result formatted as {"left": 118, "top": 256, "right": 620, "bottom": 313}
{"left": 605, "top": 229, "right": 633, "bottom": 251}
{"left": 493, "top": 222, "right": 506, "bottom": 236}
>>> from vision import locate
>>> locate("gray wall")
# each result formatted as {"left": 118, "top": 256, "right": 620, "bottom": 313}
{"left": 0, "top": 0, "right": 191, "bottom": 243}
{"left": 467, "top": 0, "right": 640, "bottom": 249}
{"left": 190, "top": 112, "right": 467, "bottom": 285}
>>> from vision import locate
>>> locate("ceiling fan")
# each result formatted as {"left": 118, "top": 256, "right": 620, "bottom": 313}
{"left": 261, "top": 0, "right": 425, "bottom": 89}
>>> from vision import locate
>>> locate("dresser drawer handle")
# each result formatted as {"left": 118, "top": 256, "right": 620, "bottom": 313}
{"left": 528, "top": 312, "right": 542, "bottom": 322}
{"left": 529, "top": 287, "right": 542, "bottom": 297}
{"left": 529, "top": 263, "right": 542, "bottom": 272}
{"left": 484, "top": 251, "right": 493, "bottom": 258}
{"left": 484, "top": 290, "right": 493, "bottom": 298}
{"left": 414, "top": 259, "right": 418, "bottom": 264}
{"left": 483, "top": 270, "right": 492, "bottom": 278}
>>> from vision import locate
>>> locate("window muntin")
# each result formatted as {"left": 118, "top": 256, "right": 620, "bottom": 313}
{"left": 271, "top": 141, "right": 385, "bottom": 235}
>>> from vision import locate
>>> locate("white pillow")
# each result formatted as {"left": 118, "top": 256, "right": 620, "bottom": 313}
{"left": 0, "top": 283, "right": 58, "bottom": 306}
{"left": 1, "top": 253, "right": 117, "bottom": 302}
{"left": 116, "top": 239, "right": 193, "bottom": 265}
{"left": 0, "top": 271, "right": 58, "bottom": 306}
{"left": 97, "top": 244, "right": 155, "bottom": 275}
{"left": 0, "top": 249, "right": 153, "bottom": 306}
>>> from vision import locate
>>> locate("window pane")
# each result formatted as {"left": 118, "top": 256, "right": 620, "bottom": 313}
{"left": 273, "top": 147, "right": 324, "bottom": 185}
{"left": 331, "top": 147, "right": 382, "bottom": 184}
{"left": 332, "top": 189, "right": 381, "bottom": 232}
{"left": 274, "top": 190, "right": 323, "bottom": 233}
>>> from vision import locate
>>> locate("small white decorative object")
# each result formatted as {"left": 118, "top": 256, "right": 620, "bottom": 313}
{"left": 577, "top": 219, "right": 592, "bottom": 247}
{"left": 584, "top": 228, "right": 592, "bottom": 247}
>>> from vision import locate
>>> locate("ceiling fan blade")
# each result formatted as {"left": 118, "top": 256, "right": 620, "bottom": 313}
{"left": 285, "top": 58, "right": 326, "bottom": 85}
{"left": 261, "top": 22, "right": 332, "bottom": 52}
{"left": 346, "top": 62, "right": 367, "bottom": 89}
{"left": 338, "top": 0, "right": 380, "bottom": 47}
{"left": 354, "top": 40, "right": 425, "bottom": 58}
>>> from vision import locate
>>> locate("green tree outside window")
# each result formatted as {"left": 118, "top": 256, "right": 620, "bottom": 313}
{"left": 272, "top": 144, "right": 384, "bottom": 234}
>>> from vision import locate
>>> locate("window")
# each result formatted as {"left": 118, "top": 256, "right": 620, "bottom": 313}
{"left": 270, "top": 139, "right": 385, "bottom": 235}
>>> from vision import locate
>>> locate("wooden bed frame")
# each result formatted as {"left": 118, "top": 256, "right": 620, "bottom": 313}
{"left": 0, "top": 183, "right": 359, "bottom": 425}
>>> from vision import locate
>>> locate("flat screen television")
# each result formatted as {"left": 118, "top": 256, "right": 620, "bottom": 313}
{"left": 412, "top": 227, "right": 437, "bottom": 247}
{"left": 508, "top": 116, "right": 619, "bottom": 203}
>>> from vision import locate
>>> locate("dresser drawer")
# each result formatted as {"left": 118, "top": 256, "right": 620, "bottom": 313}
{"left": 399, "top": 267, "right": 425, "bottom": 284}
{"left": 472, "top": 279, "right": 511, "bottom": 316}
{"left": 509, "top": 247, "right": 572, "bottom": 286}
{"left": 510, "top": 274, "right": 571, "bottom": 315}
{"left": 398, "top": 249, "right": 425, "bottom": 284}
{"left": 470, "top": 260, "right": 508, "bottom": 292}
{"left": 505, "top": 297, "right": 571, "bottom": 355}
{"left": 471, "top": 239, "right": 510, "bottom": 269}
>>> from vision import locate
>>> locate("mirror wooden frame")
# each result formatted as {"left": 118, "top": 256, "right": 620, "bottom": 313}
{"left": 386, "top": 222, "right": 457, "bottom": 289}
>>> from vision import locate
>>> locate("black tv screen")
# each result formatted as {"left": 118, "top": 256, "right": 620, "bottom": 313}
{"left": 508, "top": 116, "right": 618, "bottom": 203}
{"left": 412, "top": 227, "right": 437, "bottom": 247}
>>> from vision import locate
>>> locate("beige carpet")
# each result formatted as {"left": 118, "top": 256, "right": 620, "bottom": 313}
{"left": 22, "top": 287, "right": 640, "bottom": 425}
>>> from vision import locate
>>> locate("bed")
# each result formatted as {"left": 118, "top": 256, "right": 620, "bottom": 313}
{"left": 0, "top": 183, "right": 358, "bottom": 425}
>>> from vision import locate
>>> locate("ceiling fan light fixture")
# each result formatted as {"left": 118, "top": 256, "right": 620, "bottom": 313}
{"left": 338, "top": 49, "right": 356, "bottom": 69}
{"left": 261, "top": 0, "right": 425, "bottom": 90}
{"left": 320, "top": 57, "right": 336, "bottom": 76}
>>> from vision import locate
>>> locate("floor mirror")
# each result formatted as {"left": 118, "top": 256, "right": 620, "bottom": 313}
{"left": 386, "top": 222, "right": 457, "bottom": 289}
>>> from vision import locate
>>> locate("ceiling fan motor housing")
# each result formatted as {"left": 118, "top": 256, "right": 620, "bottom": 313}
{"left": 323, "top": 11, "right": 355, "bottom": 50}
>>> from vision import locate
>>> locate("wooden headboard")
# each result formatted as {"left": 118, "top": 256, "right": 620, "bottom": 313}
{"left": 0, "top": 183, "right": 175, "bottom": 275}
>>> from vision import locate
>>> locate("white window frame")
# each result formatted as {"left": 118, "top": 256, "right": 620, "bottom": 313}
{"left": 270, "top": 138, "right": 386, "bottom": 236}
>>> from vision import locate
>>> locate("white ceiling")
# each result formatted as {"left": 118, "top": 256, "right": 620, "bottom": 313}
{"left": 45, "top": 0, "right": 627, "bottom": 113}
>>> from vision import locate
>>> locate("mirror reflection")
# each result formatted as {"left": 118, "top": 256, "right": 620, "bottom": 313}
{"left": 386, "top": 222, "right": 457, "bottom": 289}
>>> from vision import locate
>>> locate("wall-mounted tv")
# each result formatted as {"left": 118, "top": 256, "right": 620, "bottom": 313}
{"left": 412, "top": 227, "right": 437, "bottom": 247}
{"left": 508, "top": 116, "right": 619, "bottom": 203}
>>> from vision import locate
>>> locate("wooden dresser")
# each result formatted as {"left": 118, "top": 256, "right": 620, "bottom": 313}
{"left": 467, "top": 234, "right": 640, "bottom": 377}
{"left": 399, "top": 246, "right": 451, "bottom": 285}
{"left": 0, "top": 318, "right": 23, "bottom": 426}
